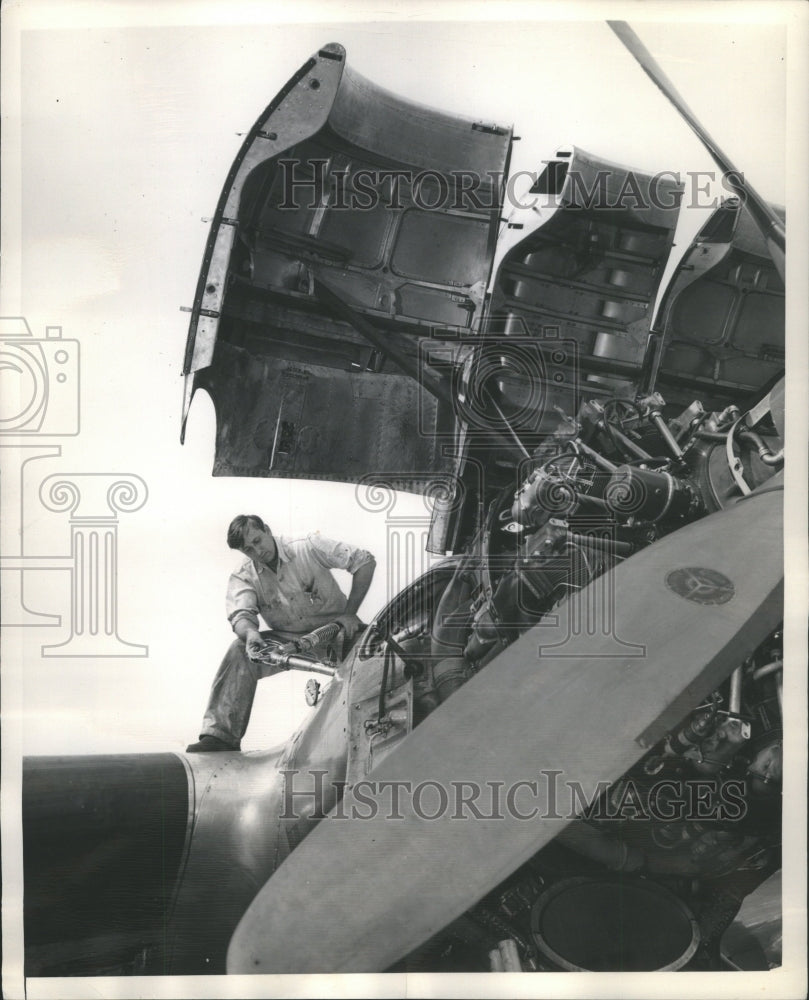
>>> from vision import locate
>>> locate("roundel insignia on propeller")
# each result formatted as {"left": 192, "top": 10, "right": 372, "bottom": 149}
{"left": 665, "top": 567, "right": 736, "bottom": 606}
{"left": 227, "top": 487, "right": 782, "bottom": 974}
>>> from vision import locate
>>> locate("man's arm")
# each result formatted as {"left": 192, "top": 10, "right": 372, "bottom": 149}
{"left": 232, "top": 616, "right": 267, "bottom": 660}
{"left": 335, "top": 557, "right": 375, "bottom": 639}
{"left": 227, "top": 571, "right": 266, "bottom": 659}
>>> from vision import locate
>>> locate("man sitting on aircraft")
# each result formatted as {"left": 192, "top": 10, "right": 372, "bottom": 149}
{"left": 186, "top": 514, "right": 376, "bottom": 752}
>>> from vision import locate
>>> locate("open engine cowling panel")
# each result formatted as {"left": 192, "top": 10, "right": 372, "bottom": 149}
{"left": 182, "top": 43, "right": 512, "bottom": 489}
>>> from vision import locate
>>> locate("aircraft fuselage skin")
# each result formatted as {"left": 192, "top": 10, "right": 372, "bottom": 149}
{"left": 23, "top": 665, "right": 351, "bottom": 976}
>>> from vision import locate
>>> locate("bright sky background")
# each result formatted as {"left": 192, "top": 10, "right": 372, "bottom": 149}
{"left": 0, "top": 2, "right": 800, "bottom": 763}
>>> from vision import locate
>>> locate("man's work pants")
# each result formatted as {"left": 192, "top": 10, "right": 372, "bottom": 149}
{"left": 199, "top": 634, "right": 286, "bottom": 746}
{"left": 198, "top": 628, "right": 359, "bottom": 746}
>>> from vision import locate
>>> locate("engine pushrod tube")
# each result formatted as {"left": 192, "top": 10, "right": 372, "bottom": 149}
{"left": 574, "top": 491, "right": 611, "bottom": 510}
{"left": 650, "top": 411, "right": 684, "bottom": 460}
{"left": 566, "top": 531, "right": 633, "bottom": 556}
{"left": 728, "top": 665, "right": 743, "bottom": 715}
{"left": 571, "top": 438, "right": 618, "bottom": 472}
{"left": 600, "top": 420, "right": 652, "bottom": 460}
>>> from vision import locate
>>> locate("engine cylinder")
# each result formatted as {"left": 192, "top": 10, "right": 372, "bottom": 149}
{"left": 605, "top": 464, "right": 693, "bottom": 523}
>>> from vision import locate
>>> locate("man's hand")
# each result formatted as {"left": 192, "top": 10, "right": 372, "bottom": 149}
{"left": 333, "top": 612, "right": 363, "bottom": 641}
{"left": 244, "top": 629, "right": 268, "bottom": 661}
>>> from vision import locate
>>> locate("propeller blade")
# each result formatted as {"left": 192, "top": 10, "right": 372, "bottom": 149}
{"left": 607, "top": 21, "right": 785, "bottom": 280}
{"left": 228, "top": 486, "right": 782, "bottom": 973}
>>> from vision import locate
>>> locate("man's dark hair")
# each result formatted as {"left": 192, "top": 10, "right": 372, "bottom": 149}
{"left": 227, "top": 514, "right": 267, "bottom": 550}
